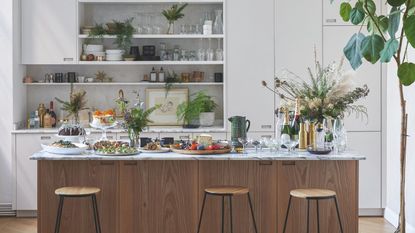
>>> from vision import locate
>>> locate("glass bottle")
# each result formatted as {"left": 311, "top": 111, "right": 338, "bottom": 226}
{"left": 34, "top": 111, "right": 40, "bottom": 129}
{"left": 299, "top": 122, "right": 307, "bottom": 150}
{"left": 215, "top": 38, "right": 223, "bottom": 61}
{"left": 290, "top": 98, "right": 301, "bottom": 141}
{"left": 213, "top": 9, "right": 223, "bottom": 34}
{"left": 159, "top": 67, "right": 165, "bottom": 82}
{"left": 37, "top": 103, "right": 46, "bottom": 128}
{"left": 49, "top": 101, "right": 57, "bottom": 127}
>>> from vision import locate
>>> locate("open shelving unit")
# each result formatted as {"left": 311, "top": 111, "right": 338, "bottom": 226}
{"left": 25, "top": 82, "right": 223, "bottom": 86}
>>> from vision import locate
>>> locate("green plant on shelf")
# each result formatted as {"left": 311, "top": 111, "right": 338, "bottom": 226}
{"left": 164, "top": 71, "right": 181, "bottom": 97}
{"left": 162, "top": 3, "right": 188, "bottom": 34}
{"left": 84, "top": 23, "right": 106, "bottom": 46}
{"left": 176, "top": 91, "right": 216, "bottom": 127}
{"left": 108, "top": 18, "right": 135, "bottom": 53}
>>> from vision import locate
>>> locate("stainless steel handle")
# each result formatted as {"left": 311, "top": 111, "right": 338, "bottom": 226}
{"left": 119, "top": 136, "right": 129, "bottom": 140}
{"left": 107, "top": 136, "right": 114, "bottom": 139}
{"left": 326, "top": 19, "right": 337, "bottom": 23}
{"left": 261, "top": 135, "right": 272, "bottom": 139}
{"left": 100, "top": 161, "right": 115, "bottom": 165}
{"left": 282, "top": 161, "right": 296, "bottom": 166}
{"left": 63, "top": 58, "right": 74, "bottom": 61}
{"left": 259, "top": 161, "right": 273, "bottom": 166}
{"left": 261, "top": 125, "right": 272, "bottom": 129}
{"left": 179, "top": 135, "right": 190, "bottom": 140}
{"left": 124, "top": 161, "right": 137, "bottom": 166}
{"left": 40, "top": 136, "right": 51, "bottom": 140}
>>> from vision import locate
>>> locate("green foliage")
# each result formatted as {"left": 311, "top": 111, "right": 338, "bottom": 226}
{"left": 388, "top": 7, "right": 401, "bottom": 38}
{"left": 85, "top": 23, "right": 106, "bottom": 45}
{"left": 124, "top": 105, "right": 160, "bottom": 135}
{"left": 340, "top": 2, "right": 352, "bottom": 21}
{"left": 361, "top": 34, "right": 384, "bottom": 63}
{"left": 404, "top": 15, "right": 415, "bottom": 48}
{"left": 344, "top": 33, "right": 365, "bottom": 70}
{"left": 110, "top": 18, "right": 135, "bottom": 52}
{"left": 55, "top": 84, "right": 88, "bottom": 119}
{"left": 387, "top": 0, "right": 406, "bottom": 6}
{"left": 162, "top": 4, "right": 188, "bottom": 23}
{"left": 398, "top": 63, "right": 415, "bottom": 86}
{"left": 164, "top": 71, "right": 181, "bottom": 97}
{"left": 176, "top": 91, "right": 216, "bottom": 125}
{"left": 380, "top": 38, "right": 399, "bottom": 62}
{"left": 350, "top": 6, "right": 365, "bottom": 25}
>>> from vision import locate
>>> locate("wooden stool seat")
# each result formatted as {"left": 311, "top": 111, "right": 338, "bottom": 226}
{"left": 55, "top": 187, "right": 101, "bottom": 196}
{"left": 204, "top": 185, "right": 249, "bottom": 195}
{"left": 290, "top": 188, "right": 336, "bottom": 199}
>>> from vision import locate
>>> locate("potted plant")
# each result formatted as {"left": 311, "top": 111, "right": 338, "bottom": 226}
{"left": 162, "top": 3, "right": 188, "bottom": 34}
{"left": 55, "top": 83, "right": 88, "bottom": 125}
{"left": 199, "top": 93, "right": 217, "bottom": 127}
{"left": 107, "top": 18, "right": 135, "bottom": 55}
{"left": 176, "top": 92, "right": 216, "bottom": 128}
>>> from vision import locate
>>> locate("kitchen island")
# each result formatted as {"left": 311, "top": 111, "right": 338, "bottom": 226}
{"left": 31, "top": 151, "right": 364, "bottom": 233}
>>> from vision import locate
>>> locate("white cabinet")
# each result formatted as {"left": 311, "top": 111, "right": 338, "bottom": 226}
{"left": 15, "top": 133, "right": 54, "bottom": 210}
{"left": 227, "top": 0, "right": 275, "bottom": 132}
{"left": 347, "top": 132, "right": 382, "bottom": 210}
{"left": 22, "top": 0, "right": 77, "bottom": 64}
{"left": 323, "top": 26, "right": 381, "bottom": 132}
{"left": 323, "top": 0, "right": 382, "bottom": 26}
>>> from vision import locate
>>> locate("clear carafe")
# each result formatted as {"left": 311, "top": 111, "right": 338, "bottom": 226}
{"left": 213, "top": 9, "right": 223, "bottom": 34}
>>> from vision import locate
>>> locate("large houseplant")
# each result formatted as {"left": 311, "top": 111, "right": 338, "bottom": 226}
{"left": 176, "top": 91, "right": 215, "bottom": 128}
{"left": 333, "top": 0, "right": 415, "bottom": 232}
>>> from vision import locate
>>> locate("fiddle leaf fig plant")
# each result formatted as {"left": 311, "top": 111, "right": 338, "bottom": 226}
{"left": 333, "top": 0, "right": 415, "bottom": 232}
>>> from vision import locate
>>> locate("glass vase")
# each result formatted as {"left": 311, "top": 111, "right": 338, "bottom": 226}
{"left": 128, "top": 130, "right": 140, "bottom": 148}
{"left": 166, "top": 21, "right": 175, "bottom": 34}
{"left": 213, "top": 9, "right": 223, "bottom": 34}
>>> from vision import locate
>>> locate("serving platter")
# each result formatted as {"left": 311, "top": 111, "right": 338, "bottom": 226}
{"left": 138, "top": 147, "right": 171, "bottom": 153}
{"left": 95, "top": 151, "right": 140, "bottom": 156}
{"left": 41, "top": 143, "right": 88, "bottom": 155}
{"left": 171, "top": 148, "right": 232, "bottom": 155}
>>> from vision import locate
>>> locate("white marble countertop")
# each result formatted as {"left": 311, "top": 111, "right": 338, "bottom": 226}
{"left": 30, "top": 149, "right": 365, "bottom": 161}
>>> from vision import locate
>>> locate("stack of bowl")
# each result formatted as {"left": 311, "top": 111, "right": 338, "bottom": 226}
{"left": 84, "top": 44, "right": 105, "bottom": 60}
{"left": 106, "top": 49, "right": 124, "bottom": 61}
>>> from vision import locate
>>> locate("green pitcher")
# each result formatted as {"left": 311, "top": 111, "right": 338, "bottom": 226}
{"left": 228, "top": 116, "right": 251, "bottom": 147}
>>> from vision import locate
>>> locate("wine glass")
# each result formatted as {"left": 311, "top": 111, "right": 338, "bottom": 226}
{"left": 281, "top": 134, "right": 291, "bottom": 152}
{"left": 238, "top": 137, "right": 249, "bottom": 154}
{"left": 260, "top": 137, "right": 269, "bottom": 152}
{"left": 252, "top": 140, "right": 260, "bottom": 153}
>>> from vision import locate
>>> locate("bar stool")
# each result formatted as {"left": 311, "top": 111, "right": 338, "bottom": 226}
{"left": 54, "top": 186, "right": 102, "bottom": 233}
{"left": 282, "top": 188, "right": 344, "bottom": 233}
{"left": 196, "top": 185, "right": 259, "bottom": 233}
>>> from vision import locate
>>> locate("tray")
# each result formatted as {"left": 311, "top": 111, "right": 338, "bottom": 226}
{"left": 171, "top": 148, "right": 232, "bottom": 155}
{"left": 307, "top": 148, "right": 332, "bottom": 155}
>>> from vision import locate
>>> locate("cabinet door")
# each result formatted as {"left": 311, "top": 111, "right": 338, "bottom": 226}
{"left": 323, "top": 0, "right": 382, "bottom": 26}
{"left": 227, "top": 0, "right": 275, "bottom": 132}
{"left": 277, "top": 161, "right": 358, "bottom": 233}
{"left": 198, "top": 161, "right": 277, "bottom": 233}
{"left": 16, "top": 133, "right": 54, "bottom": 210}
{"left": 348, "top": 132, "right": 381, "bottom": 209}
{"left": 22, "top": 0, "right": 77, "bottom": 64}
{"left": 323, "top": 26, "right": 381, "bottom": 131}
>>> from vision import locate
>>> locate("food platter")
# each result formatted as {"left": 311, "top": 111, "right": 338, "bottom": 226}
{"left": 138, "top": 147, "right": 171, "bottom": 153}
{"left": 41, "top": 143, "right": 88, "bottom": 155}
{"left": 95, "top": 151, "right": 140, "bottom": 156}
{"left": 170, "top": 147, "right": 232, "bottom": 155}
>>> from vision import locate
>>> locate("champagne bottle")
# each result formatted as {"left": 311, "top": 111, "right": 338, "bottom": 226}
{"left": 281, "top": 109, "right": 291, "bottom": 136}
{"left": 299, "top": 122, "right": 307, "bottom": 150}
{"left": 291, "top": 98, "right": 301, "bottom": 140}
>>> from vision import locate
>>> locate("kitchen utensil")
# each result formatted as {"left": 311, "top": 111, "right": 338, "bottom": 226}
{"left": 228, "top": 116, "right": 250, "bottom": 148}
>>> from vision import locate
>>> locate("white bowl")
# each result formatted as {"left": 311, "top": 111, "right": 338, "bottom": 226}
{"left": 83, "top": 44, "right": 104, "bottom": 52}
{"left": 41, "top": 143, "right": 88, "bottom": 155}
{"left": 106, "top": 49, "right": 124, "bottom": 54}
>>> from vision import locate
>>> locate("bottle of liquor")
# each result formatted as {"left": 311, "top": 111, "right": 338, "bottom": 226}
{"left": 150, "top": 67, "right": 157, "bottom": 82}
{"left": 37, "top": 103, "right": 46, "bottom": 128}
{"left": 34, "top": 111, "right": 40, "bottom": 129}
{"left": 43, "top": 110, "right": 52, "bottom": 128}
{"left": 291, "top": 98, "right": 301, "bottom": 140}
{"left": 281, "top": 109, "right": 291, "bottom": 136}
{"left": 299, "top": 122, "right": 307, "bottom": 150}
{"left": 49, "top": 101, "right": 57, "bottom": 127}
{"left": 158, "top": 67, "right": 165, "bottom": 82}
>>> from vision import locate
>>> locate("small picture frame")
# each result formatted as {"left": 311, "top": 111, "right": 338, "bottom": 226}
{"left": 145, "top": 88, "right": 189, "bottom": 126}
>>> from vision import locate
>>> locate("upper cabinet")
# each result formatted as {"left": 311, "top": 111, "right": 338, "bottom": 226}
{"left": 323, "top": 0, "right": 382, "bottom": 26}
{"left": 227, "top": 0, "right": 275, "bottom": 132}
{"left": 22, "top": 0, "right": 77, "bottom": 64}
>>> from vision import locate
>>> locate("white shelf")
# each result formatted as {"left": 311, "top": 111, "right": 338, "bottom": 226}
{"left": 79, "top": 0, "right": 223, "bottom": 3}
{"left": 25, "top": 82, "right": 223, "bottom": 86}
{"left": 78, "top": 61, "right": 223, "bottom": 65}
{"left": 79, "top": 34, "right": 224, "bottom": 39}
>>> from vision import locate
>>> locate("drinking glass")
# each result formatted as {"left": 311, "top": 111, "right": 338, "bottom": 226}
{"left": 215, "top": 39, "right": 223, "bottom": 61}
{"left": 333, "top": 118, "right": 347, "bottom": 153}
{"left": 260, "top": 137, "right": 268, "bottom": 152}
{"left": 281, "top": 134, "right": 291, "bottom": 152}
{"left": 323, "top": 118, "right": 333, "bottom": 149}
{"left": 238, "top": 137, "right": 249, "bottom": 154}
{"left": 197, "top": 48, "right": 206, "bottom": 61}
{"left": 180, "top": 24, "right": 187, "bottom": 34}
{"left": 135, "top": 12, "right": 145, "bottom": 34}
{"left": 251, "top": 140, "right": 260, "bottom": 153}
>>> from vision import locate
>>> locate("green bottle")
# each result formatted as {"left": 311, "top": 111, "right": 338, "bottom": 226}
{"left": 290, "top": 98, "right": 301, "bottom": 140}
{"left": 281, "top": 109, "right": 291, "bottom": 136}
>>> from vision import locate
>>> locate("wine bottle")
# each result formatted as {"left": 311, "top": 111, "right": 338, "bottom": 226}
{"left": 291, "top": 98, "right": 301, "bottom": 140}
{"left": 49, "top": 101, "right": 57, "bottom": 127}
{"left": 281, "top": 109, "right": 291, "bottom": 136}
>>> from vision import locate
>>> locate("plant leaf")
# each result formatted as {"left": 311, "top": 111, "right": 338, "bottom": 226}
{"left": 361, "top": 0, "right": 376, "bottom": 14}
{"left": 361, "top": 34, "right": 384, "bottom": 64}
{"left": 340, "top": 2, "right": 352, "bottom": 22}
{"left": 350, "top": 6, "right": 365, "bottom": 25}
{"left": 343, "top": 33, "right": 365, "bottom": 70}
{"left": 387, "top": 0, "right": 406, "bottom": 7}
{"left": 380, "top": 38, "right": 399, "bottom": 63}
{"left": 398, "top": 63, "right": 415, "bottom": 86}
{"left": 389, "top": 7, "right": 401, "bottom": 38}
{"left": 404, "top": 15, "right": 415, "bottom": 48}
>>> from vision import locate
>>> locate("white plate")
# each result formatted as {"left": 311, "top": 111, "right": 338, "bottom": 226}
{"left": 106, "top": 49, "right": 124, "bottom": 54}
{"left": 138, "top": 147, "right": 171, "bottom": 153}
{"left": 42, "top": 143, "right": 88, "bottom": 155}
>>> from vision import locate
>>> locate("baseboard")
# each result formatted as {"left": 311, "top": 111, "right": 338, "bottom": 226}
{"left": 359, "top": 208, "right": 384, "bottom": 216}
{"left": 16, "top": 210, "right": 37, "bottom": 217}
{"left": 0, "top": 203, "right": 16, "bottom": 216}
{"left": 384, "top": 207, "right": 415, "bottom": 233}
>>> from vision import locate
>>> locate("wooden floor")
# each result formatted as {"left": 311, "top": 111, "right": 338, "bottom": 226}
{"left": 0, "top": 217, "right": 395, "bottom": 233}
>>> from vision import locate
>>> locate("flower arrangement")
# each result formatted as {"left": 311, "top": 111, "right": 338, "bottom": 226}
{"left": 162, "top": 3, "right": 188, "bottom": 34}
{"left": 55, "top": 83, "right": 88, "bottom": 124}
{"left": 262, "top": 56, "right": 369, "bottom": 122}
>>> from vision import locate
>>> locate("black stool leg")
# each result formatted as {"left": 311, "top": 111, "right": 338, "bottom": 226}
{"left": 282, "top": 195, "right": 292, "bottom": 233}
{"left": 229, "top": 196, "right": 233, "bottom": 233}
{"left": 247, "top": 193, "right": 259, "bottom": 233}
{"left": 221, "top": 196, "right": 225, "bottom": 233}
{"left": 92, "top": 194, "right": 102, "bottom": 233}
{"left": 306, "top": 199, "right": 310, "bottom": 233}
{"left": 196, "top": 192, "right": 208, "bottom": 233}
{"left": 334, "top": 196, "right": 344, "bottom": 233}
{"left": 54, "top": 196, "right": 64, "bottom": 233}
{"left": 316, "top": 200, "right": 320, "bottom": 233}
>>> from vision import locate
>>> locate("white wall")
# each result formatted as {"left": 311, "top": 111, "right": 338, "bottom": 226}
{"left": 385, "top": 48, "right": 415, "bottom": 232}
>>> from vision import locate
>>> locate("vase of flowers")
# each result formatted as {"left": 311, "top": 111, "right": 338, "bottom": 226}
{"left": 55, "top": 83, "right": 88, "bottom": 125}
{"left": 162, "top": 4, "right": 188, "bottom": 34}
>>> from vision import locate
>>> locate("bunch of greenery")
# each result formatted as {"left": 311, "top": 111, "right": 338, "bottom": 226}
{"left": 164, "top": 71, "right": 181, "bottom": 97}
{"left": 84, "top": 23, "right": 106, "bottom": 45}
{"left": 334, "top": 0, "right": 415, "bottom": 231}
{"left": 55, "top": 84, "right": 88, "bottom": 123}
{"left": 109, "top": 18, "right": 135, "bottom": 53}
{"left": 262, "top": 56, "right": 369, "bottom": 122}
{"left": 124, "top": 105, "right": 159, "bottom": 136}
{"left": 162, "top": 3, "right": 188, "bottom": 33}
{"left": 176, "top": 91, "right": 216, "bottom": 126}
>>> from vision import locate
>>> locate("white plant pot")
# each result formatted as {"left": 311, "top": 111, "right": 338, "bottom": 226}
{"left": 199, "top": 112, "right": 215, "bottom": 127}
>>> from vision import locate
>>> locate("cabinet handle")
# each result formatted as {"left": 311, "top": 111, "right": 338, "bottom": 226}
{"left": 282, "top": 161, "right": 296, "bottom": 166}
{"left": 100, "top": 161, "right": 114, "bottom": 165}
{"left": 261, "top": 135, "right": 272, "bottom": 139}
{"left": 107, "top": 136, "right": 114, "bottom": 139}
{"left": 261, "top": 125, "right": 272, "bottom": 129}
{"left": 326, "top": 19, "right": 337, "bottom": 23}
{"left": 63, "top": 58, "right": 74, "bottom": 61}
{"left": 120, "top": 136, "right": 129, "bottom": 140}
{"left": 124, "top": 161, "right": 137, "bottom": 166}
{"left": 259, "top": 161, "right": 272, "bottom": 166}
{"left": 179, "top": 135, "right": 190, "bottom": 140}
{"left": 40, "top": 136, "right": 51, "bottom": 140}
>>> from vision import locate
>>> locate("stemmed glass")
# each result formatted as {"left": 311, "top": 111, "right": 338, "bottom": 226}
{"left": 333, "top": 118, "right": 347, "bottom": 153}
{"left": 238, "top": 137, "right": 249, "bottom": 154}
{"left": 323, "top": 118, "right": 333, "bottom": 149}
{"left": 252, "top": 140, "right": 260, "bottom": 153}
{"left": 281, "top": 134, "right": 291, "bottom": 152}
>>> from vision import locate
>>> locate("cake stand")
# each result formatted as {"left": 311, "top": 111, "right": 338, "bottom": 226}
{"left": 90, "top": 122, "right": 118, "bottom": 141}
